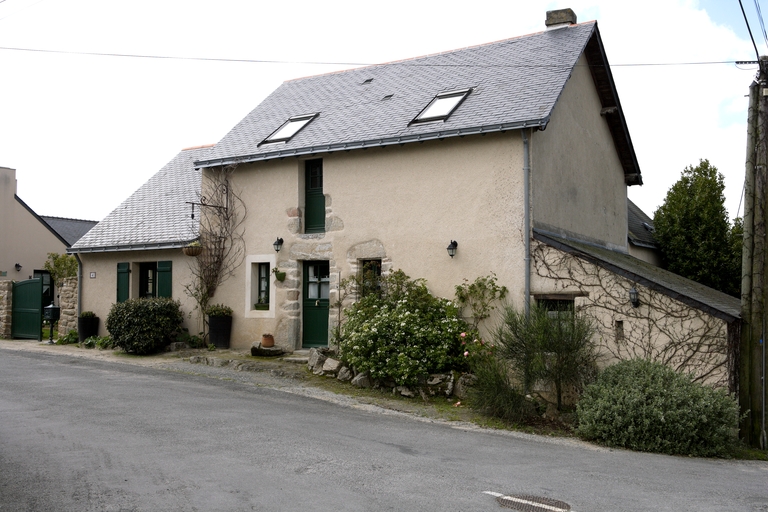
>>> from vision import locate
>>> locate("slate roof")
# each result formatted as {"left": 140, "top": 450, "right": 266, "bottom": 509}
{"left": 196, "top": 21, "right": 641, "bottom": 185}
{"left": 627, "top": 199, "right": 657, "bottom": 249}
{"left": 533, "top": 229, "right": 740, "bottom": 322}
{"left": 40, "top": 216, "right": 98, "bottom": 246}
{"left": 70, "top": 146, "right": 208, "bottom": 253}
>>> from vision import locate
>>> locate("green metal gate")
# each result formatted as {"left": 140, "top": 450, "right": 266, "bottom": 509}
{"left": 12, "top": 278, "right": 43, "bottom": 340}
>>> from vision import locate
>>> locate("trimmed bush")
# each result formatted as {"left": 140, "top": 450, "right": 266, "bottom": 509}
{"left": 576, "top": 359, "right": 739, "bottom": 457}
{"left": 106, "top": 298, "right": 184, "bottom": 355}
{"left": 338, "top": 270, "right": 468, "bottom": 387}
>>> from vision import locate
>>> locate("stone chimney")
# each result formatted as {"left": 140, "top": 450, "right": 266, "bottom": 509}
{"left": 545, "top": 8, "right": 577, "bottom": 29}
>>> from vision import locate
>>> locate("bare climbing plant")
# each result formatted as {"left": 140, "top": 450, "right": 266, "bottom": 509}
{"left": 184, "top": 164, "right": 246, "bottom": 339}
{"left": 532, "top": 241, "right": 734, "bottom": 390}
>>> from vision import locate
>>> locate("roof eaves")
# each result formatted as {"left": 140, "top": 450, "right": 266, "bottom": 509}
{"left": 583, "top": 25, "right": 642, "bottom": 186}
{"left": 68, "top": 240, "right": 194, "bottom": 254}
{"left": 195, "top": 118, "right": 550, "bottom": 168}
{"left": 533, "top": 229, "right": 738, "bottom": 323}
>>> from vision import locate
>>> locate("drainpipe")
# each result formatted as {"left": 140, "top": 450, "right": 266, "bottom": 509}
{"left": 522, "top": 128, "right": 531, "bottom": 317}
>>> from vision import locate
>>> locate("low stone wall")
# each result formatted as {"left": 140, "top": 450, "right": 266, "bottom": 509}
{"left": 58, "top": 277, "right": 78, "bottom": 336}
{"left": 305, "top": 348, "right": 474, "bottom": 399}
{"left": 0, "top": 281, "right": 12, "bottom": 339}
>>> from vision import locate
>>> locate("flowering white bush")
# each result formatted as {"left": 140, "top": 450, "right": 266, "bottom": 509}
{"left": 338, "top": 270, "right": 468, "bottom": 387}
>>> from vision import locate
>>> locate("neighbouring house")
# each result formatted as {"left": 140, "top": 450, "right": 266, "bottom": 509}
{"left": 627, "top": 198, "right": 659, "bottom": 265}
{"left": 184, "top": 6, "right": 738, "bottom": 385}
{"left": 68, "top": 146, "right": 210, "bottom": 335}
{"left": 0, "top": 165, "right": 96, "bottom": 299}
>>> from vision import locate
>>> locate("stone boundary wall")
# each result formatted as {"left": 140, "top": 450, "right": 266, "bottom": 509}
{"left": 58, "top": 277, "right": 78, "bottom": 336}
{"left": 0, "top": 281, "right": 12, "bottom": 339}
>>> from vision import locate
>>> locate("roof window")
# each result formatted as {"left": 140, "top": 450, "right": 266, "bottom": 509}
{"left": 261, "top": 114, "right": 317, "bottom": 144}
{"left": 411, "top": 88, "right": 471, "bottom": 124}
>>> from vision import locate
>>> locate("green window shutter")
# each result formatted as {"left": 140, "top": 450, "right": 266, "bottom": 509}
{"left": 117, "top": 262, "right": 130, "bottom": 303}
{"left": 157, "top": 260, "right": 172, "bottom": 298}
{"left": 305, "top": 159, "right": 325, "bottom": 233}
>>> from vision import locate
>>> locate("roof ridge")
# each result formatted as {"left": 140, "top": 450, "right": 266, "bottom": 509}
{"left": 285, "top": 20, "right": 598, "bottom": 83}
{"left": 41, "top": 215, "right": 98, "bottom": 222}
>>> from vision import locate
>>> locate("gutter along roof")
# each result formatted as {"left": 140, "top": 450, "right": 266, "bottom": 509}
{"left": 195, "top": 22, "right": 642, "bottom": 186}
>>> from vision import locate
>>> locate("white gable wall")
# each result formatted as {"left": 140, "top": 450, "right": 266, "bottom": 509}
{"left": 530, "top": 54, "right": 629, "bottom": 251}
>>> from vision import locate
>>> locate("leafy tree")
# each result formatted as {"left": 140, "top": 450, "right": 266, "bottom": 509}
{"left": 43, "top": 252, "right": 78, "bottom": 288}
{"left": 653, "top": 159, "right": 741, "bottom": 296}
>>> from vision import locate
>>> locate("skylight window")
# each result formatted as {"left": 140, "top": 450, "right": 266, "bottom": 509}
{"left": 262, "top": 114, "right": 317, "bottom": 144}
{"left": 412, "top": 88, "right": 471, "bottom": 124}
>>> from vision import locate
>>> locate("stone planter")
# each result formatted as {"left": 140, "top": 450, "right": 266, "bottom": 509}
{"left": 78, "top": 316, "right": 99, "bottom": 342}
{"left": 208, "top": 315, "right": 232, "bottom": 349}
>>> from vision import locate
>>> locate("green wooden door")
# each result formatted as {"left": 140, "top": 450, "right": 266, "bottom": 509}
{"left": 12, "top": 278, "right": 43, "bottom": 340}
{"left": 302, "top": 261, "right": 330, "bottom": 347}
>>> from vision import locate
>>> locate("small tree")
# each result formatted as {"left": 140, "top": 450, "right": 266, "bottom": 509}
{"left": 653, "top": 159, "right": 740, "bottom": 296}
{"left": 43, "top": 252, "right": 77, "bottom": 289}
{"left": 495, "top": 304, "right": 598, "bottom": 410}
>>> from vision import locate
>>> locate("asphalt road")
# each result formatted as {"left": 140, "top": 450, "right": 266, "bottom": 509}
{"left": 0, "top": 346, "right": 767, "bottom": 512}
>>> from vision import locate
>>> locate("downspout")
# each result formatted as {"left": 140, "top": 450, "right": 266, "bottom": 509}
{"left": 522, "top": 128, "right": 531, "bottom": 317}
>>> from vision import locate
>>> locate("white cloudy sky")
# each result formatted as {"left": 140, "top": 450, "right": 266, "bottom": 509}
{"left": 0, "top": 0, "right": 761, "bottom": 222}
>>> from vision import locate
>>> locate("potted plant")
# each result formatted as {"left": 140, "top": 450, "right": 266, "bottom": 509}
{"left": 272, "top": 266, "right": 286, "bottom": 282}
{"left": 78, "top": 311, "right": 99, "bottom": 342}
{"left": 183, "top": 240, "right": 203, "bottom": 257}
{"left": 261, "top": 333, "right": 275, "bottom": 348}
{"left": 205, "top": 303, "right": 233, "bottom": 349}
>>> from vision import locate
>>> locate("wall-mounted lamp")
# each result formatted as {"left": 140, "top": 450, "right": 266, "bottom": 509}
{"left": 446, "top": 240, "right": 458, "bottom": 258}
{"left": 14, "top": 263, "right": 22, "bottom": 272}
{"left": 273, "top": 237, "right": 284, "bottom": 252}
{"left": 629, "top": 287, "right": 640, "bottom": 308}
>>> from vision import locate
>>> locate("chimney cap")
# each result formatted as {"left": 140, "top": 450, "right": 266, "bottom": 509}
{"left": 545, "top": 8, "right": 577, "bottom": 28}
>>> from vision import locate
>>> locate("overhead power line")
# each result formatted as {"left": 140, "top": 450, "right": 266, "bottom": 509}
{"left": 0, "top": 45, "right": 757, "bottom": 69}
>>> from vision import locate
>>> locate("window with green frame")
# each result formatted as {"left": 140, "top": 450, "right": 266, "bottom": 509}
{"left": 253, "top": 262, "right": 270, "bottom": 310}
{"left": 304, "top": 159, "right": 325, "bottom": 233}
{"left": 116, "top": 261, "right": 172, "bottom": 302}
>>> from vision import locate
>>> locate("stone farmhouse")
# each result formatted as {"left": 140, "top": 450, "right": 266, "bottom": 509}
{"left": 69, "top": 9, "right": 739, "bottom": 387}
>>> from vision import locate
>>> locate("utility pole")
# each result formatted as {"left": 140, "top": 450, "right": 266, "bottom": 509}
{"left": 741, "top": 56, "right": 768, "bottom": 449}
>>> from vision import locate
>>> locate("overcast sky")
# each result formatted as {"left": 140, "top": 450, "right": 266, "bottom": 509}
{"left": 0, "top": 0, "right": 762, "bottom": 222}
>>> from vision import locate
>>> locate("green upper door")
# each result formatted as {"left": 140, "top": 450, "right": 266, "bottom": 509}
{"left": 302, "top": 261, "right": 330, "bottom": 347}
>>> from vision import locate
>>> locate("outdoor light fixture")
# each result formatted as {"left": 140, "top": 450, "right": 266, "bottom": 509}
{"left": 273, "top": 237, "right": 284, "bottom": 252}
{"left": 446, "top": 240, "right": 458, "bottom": 258}
{"left": 14, "top": 263, "right": 21, "bottom": 271}
{"left": 629, "top": 287, "right": 640, "bottom": 308}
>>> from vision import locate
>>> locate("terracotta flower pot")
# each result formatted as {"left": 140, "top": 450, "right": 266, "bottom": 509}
{"left": 261, "top": 334, "right": 275, "bottom": 348}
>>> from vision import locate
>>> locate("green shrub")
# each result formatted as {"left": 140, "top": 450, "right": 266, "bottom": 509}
{"left": 82, "top": 335, "right": 114, "bottom": 350}
{"left": 467, "top": 348, "right": 538, "bottom": 423}
{"left": 338, "top": 270, "right": 469, "bottom": 387}
{"left": 576, "top": 359, "right": 740, "bottom": 457}
{"left": 177, "top": 328, "right": 206, "bottom": 349}
{"left": 496, "top": 304, "right": 598, "bottom": 409}
{"left": 56, "top": 330, "right": 79, "bottom": 345}
{"left": 79, "top": 311, "right": 96, "bottom": 319}
{"left": 205, "top": 304, "right": 232, "bottom": 317}
{"left": 106, "top": 298, "right": 183, "bottom": 355}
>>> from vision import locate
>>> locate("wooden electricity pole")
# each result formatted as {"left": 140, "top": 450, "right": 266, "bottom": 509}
{"left": 741, "top": 56, "right": 768, "bottom": 449}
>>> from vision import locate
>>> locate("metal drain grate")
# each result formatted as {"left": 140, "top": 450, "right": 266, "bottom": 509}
{"left": 496, "top": 494, "right": 571, "bottom": 512}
